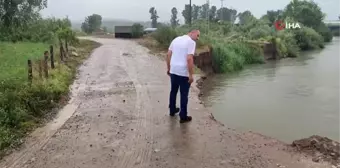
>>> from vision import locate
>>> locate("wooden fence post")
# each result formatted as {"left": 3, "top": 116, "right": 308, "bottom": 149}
{"left": 60, "top": 45, "right": 64, "bottom": 62}
{"left": 65, "top": 40, "right": 69, "bottom": 57}
{"left": 50, "top": 45, "right": 55, "bottom": 69}
{"left": 44, "top": 55, "right": 48, "bottom": 78}
{"left": 28, "top": 60, "right": 33, "bottom": 84}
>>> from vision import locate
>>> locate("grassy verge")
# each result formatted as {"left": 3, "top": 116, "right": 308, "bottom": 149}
{"left": 0, "top": 39, "right": 100, "bottom": 159}
{"left": 0, "top": 42, "right": 49, "bottom": 80}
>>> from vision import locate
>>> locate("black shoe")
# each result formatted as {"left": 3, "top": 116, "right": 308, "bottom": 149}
{"left": 180, "top": 116, "right": 192, "bottom": 123}
{"left": 170, "top": 107, "right": 180, "bottom": 116}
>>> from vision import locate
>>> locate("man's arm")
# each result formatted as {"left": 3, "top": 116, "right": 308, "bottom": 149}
{"left": 187, "top": 41, "right": 196, "bottom": 78}
{"left": 166, "top": 41, "right": 174, "bottom": 74}
{"left": 166, "top": 50, "right": 172, "bottom": 73}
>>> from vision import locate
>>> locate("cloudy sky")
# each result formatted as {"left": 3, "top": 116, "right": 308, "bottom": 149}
{"left": 41, "top": 0, "right": 339, "bottom": 22}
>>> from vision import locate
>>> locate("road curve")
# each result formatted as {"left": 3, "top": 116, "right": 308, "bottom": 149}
{"left": 0, "top": 37, "right": 331, "bottom": 168}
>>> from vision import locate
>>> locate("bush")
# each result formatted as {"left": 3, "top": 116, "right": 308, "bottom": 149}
{"left": 0, "top": 77, "right": 66, "bottom": 152}
{"left": 248, "top": 25, "right": 273, "bottom": 40}
{"left": 293, "top": 27, "right": 324, "bottom": 50}
{"left": 315, "top": 23, "right": 333, "bottom": 42}
{"left": 276, "top": 30, "right": 300, "bottom": 57}
{"left": 212, "top": 41, "right": 264, "bottom": 73}
{"left": 131, "top": 23, "right": 144, "bottom": 38}
{"left": 0, "top": 17, "right": 73, "bottom": 44}
{"left": 152, "top": 26, "right": 178, "bottom": 48}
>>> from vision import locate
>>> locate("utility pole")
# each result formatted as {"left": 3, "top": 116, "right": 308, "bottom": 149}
{"left": 189, "top": 0, "right": 192, "bottom": 26}
{"left": 220, "top": 0, "right": 224, "bottom": 22}
{"left": 206, "top": 0, "right": 210, "bottom": 34}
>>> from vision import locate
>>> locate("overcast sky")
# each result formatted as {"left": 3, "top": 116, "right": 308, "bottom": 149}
{"left": 41, "top": 0, "right": 339, "bottom": 22}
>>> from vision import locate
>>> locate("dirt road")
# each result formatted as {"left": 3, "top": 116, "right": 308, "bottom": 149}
{"left": 0, "top": 38, "right": 332, "bottom": 168}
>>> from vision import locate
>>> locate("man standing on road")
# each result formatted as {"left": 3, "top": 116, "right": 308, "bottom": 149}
{"left": 166, "top": 29, "right": 200, "bottom": 123}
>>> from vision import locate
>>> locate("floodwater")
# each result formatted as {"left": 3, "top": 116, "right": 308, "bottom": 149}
{"left": 201, "top": 37, "right": 340, "bottom": 143}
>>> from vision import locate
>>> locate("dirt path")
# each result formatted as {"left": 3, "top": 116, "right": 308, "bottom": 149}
{"left": 0, "top": 38, "right": 332, "bottom": 168}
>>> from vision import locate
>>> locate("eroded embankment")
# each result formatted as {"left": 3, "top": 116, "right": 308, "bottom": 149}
{"left": 293, "top": 135, "right": 340, "bottom": 166}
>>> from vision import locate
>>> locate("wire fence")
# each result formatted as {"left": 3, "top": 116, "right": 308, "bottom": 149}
{"left": 27, "top": 42, "right": 69, "bottom": 85}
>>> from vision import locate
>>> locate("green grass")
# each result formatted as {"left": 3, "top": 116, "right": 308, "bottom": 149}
{"left": 0, "top": 42, "right": 49, "bottom": 80}
{"left": 0, "top": 40, "right": 101, "bottom": 159}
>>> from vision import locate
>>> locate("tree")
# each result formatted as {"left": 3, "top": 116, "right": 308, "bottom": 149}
{"left": 192, "top": 5, "right": 201, "bottom": 21}
{"left": 81, "top": 14, "right": 102, "bottom": 34}
{"left": 170, "top": 7, "right": 179, "bottom": 27}
{"left": 0, "top": 0, "right": 47, "bottom": 27}
{"left": 182, "top": 4, "right": 191, "bottom": 24}
{"left": 265, "top": 10, "right": 283, "bottom": 24}
{"left": 131, "top": 23, "right": 144, "bottom": 38}
{"left": 238, "top": 11, "right": 256, "bottom": 25}
{"left": 149, "top": 7, "right": 159, "bottom": 28}
{"left": 81, "top": 21, "right": 90, "bottom": 34}
{"left": 217, "top": 7, "right": 238, "bottom": 22}
{"left": 209, "top": 6, "right": 217, "bottom": 21}
{"left": 283, "top": 0, "right": 324, "bottom": 29}
{"left": 199, "top": 3, "right": 209, "bottom": 19}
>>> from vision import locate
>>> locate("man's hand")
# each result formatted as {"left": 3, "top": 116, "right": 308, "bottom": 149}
{"left": 167, "top": 70, "right": 170, "bottom": 76}
{"left": 188, "top": 75, "right": 194, "bottom": 84}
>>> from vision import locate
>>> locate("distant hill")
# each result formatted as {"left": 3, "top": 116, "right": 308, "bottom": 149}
{"left": 72, "top": 19, "right": 152, "bottom": 32}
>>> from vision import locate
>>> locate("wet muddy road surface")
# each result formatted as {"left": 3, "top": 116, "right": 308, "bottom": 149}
{"left": 0, "top": 38, "right": 332, "bottom": 168}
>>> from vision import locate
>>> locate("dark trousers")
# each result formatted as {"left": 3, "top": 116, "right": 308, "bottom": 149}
{"left": 169, "top": 73, "right": 191, "bottom": 119}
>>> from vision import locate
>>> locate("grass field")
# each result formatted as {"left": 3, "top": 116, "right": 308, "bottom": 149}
{"left": 0, "top": 40, "right": 100, "bottom": 158}
{"left": 0, "top": 42, "right": 49, "bottom": 80}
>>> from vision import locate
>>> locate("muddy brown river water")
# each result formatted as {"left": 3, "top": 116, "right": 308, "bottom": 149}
{"left": 201, "top": 37, "right": 340, "bottom": 143}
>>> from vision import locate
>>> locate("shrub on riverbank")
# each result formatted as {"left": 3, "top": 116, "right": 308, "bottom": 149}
{"left": 212, "top": 42, "right": 264, "bottom": 73}
{"left": 294, "top": 27, "right": 325, "bottom": 50}
{"left": 275, "top": 31, "right": 300, "bottom": 58}
{"left": 151, "top": 26, "right": 178, "bottom": 48}
{"left": 315, "top": 23, "right": 334, "bottom": 42}
{"left": 0, "top": 40, "right": 100, "bottom": 158}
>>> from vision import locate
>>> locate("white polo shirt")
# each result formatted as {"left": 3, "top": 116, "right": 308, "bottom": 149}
{"left": 169, "top": 35, "right": 196, "bottom": 77}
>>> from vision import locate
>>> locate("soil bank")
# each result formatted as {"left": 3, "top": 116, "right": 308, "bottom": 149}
{"left": 0, "top": 37, "right": 334, "bottom": 168}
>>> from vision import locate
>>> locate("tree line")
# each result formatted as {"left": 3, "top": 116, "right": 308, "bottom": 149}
{"left": 148, "top": 4, "right": 248, "bottom": 28}
{"left": 149, "top": 0, "right": 337, "bottom": 37}
{"left": 0, "top": 0, "right": 76, "bottom": 44}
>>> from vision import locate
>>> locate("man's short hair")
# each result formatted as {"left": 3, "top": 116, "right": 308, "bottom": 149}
{"left": 189, "top": 29, "right": 199, "bottom": 33}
